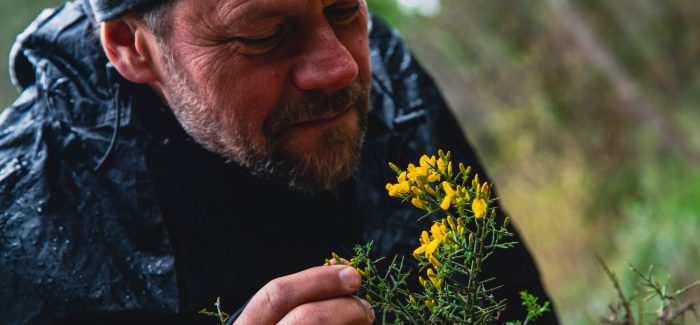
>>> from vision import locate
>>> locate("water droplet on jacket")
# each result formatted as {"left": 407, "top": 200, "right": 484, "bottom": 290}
{"left": 409, "top": 98, "right": 424, "bottom": 108}
{"left": 0, "top": 158, "right": 21, "bottom": 180}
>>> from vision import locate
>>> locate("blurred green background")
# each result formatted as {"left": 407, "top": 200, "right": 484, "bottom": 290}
{"left": 2, "top": 0, "right": 699, "bottom": 323}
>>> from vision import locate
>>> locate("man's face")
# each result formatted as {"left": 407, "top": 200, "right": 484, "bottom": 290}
{"left": 154, "top": 0, "right": 371, "bottom": 191}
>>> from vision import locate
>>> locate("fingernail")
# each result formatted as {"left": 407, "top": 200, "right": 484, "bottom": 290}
{"left": 339, "top": 266, "right": 360, "bottom": 289}
{"left": 360, "top": 298, "right": 375, "bottom": 322}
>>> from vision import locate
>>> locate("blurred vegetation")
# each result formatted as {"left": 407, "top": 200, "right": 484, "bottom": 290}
{"left": 2, "top": 0, "right": 699, "bottom": 324}
{"left": 0, "top": 0, "right": 62, "bottom": 109}
{"left": 369, "top": 0, "right": 700, "bottom": 323}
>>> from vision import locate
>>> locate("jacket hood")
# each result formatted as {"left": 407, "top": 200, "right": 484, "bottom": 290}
{"left": 9, "top": 0, "right": 132, "bottom": 132}
{"left": 11, "top": 1, "right": 100, "bottom": 92}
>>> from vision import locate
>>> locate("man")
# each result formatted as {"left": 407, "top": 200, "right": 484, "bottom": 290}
{"left": 0, "top": 0, "right": 558, "bottom": 323}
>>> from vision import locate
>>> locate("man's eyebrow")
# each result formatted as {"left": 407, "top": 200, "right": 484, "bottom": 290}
{"left": 216, "top": 0, "right": 312, "bottom": 22}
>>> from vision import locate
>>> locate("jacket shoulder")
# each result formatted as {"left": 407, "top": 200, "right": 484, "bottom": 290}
{"left": 0, "top": 86, "right": 48, "bottom": 205}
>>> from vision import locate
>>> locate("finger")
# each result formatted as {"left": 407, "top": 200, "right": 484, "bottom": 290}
{"left": 277, "top": 296, "right": 375, "bottom": 325}
{"left": 235, "top": 265, "right": 361, "bottom": 325}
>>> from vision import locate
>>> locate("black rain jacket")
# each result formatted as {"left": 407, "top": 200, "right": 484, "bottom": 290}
{"left": 0, "top": 1, "right": 558, "bottom": 324}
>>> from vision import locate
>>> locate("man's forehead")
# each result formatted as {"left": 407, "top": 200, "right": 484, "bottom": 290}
{"left": 214, "top": 0, "right": 338, "bottom": 18}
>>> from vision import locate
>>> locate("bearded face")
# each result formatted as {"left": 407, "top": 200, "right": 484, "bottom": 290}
{"left": 153, "top": 0, "right": 372, "bottom": 192}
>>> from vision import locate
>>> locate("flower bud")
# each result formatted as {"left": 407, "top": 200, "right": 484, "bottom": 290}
{"left": 388, "top": 162, "right": 401, "bottom": 174}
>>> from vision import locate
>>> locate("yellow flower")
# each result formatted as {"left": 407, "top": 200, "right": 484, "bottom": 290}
{"left": 427, "top": 172, "right": 441, "bottom": 182}
{"left": 357, "top": 267, "right": 367, "bottom": 278}
{"left": 419, "top": 276, "right": 428, "bottom": 288}
{"left": 421, "top": 231, "right": 430, "bottom": 245}
{"left": 426, "top": 238, "right": 441, "bottom": 257}
{"left": 409, "top": 294, "right": 417, "bottom": 305}
{"left": 420, "top": 155, "right": 436, "bottom": 169}
{"left": 429, "top": 255, "right": 442, "bottom": 267}
{"left": 399, "top": 181, "right": 410, "bottom": 194}
{"left": 410, "top": 186, "right": 423, "bottom": 196}
{"left": 385, "top": 171, "right": 411, "bottom": 197}
{"left": 472, "top": 198, "right": 487, "bottom": 218}
{"left": 385, "top": 183, "right": 400, "bottom": 197}
{"left": 460, "top": 186, "right": 471, "bottom": 202}
{"left": 446, "top": 215, "right": 456, "bottom": 230}
{"left": 407, "top": 163, "right": 427, "bottom": 181}
{"left": 398, "top": 171, "right": 407, "bottom": 183}
{"left": 443, "top": 181, "right": 455, "bottom": 196}
{"left": 438, "top": 158, "right": 446, "bottom": 174}
{"left": 427, "top": 268, "right": 443, "bottom": 290}
{"left": 413, "top": 243, "right": 427, "bottom": 257}
{"left": 440, "top": 181, "right": 455, "bottom": 210}
{"left": 411, "top": 197, "right": 425, "bottom": 209}
{"left": 430, "top": 223, "right": 445, "bottom": 241}
{"left": 424, "top": 299, "right": 435, "bottom": 311}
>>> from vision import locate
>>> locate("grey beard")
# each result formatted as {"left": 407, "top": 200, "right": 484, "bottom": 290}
{"left": 160, "top": 48, "right": 369, "bottom": 192}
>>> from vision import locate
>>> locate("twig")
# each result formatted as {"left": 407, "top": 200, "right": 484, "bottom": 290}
{"left": 598, "top": 256, "right": 636, "bottom": 325}
{"left": 658, "top": 295, "right": 700, "bottom": 324}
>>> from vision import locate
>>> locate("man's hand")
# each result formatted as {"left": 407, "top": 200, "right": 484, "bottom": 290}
{"left": 234, "top": 265, "right": 375, "bottom": 325}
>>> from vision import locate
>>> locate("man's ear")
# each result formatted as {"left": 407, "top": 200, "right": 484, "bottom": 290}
{"left": 100, "top": 15, "right": 159, "bottom": 84}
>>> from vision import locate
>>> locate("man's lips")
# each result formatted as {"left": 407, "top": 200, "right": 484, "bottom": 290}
{"left": 290, "top": 107, "right": 352, "bottom": 129}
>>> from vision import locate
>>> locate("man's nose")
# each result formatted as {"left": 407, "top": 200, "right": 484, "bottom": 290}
{"left": 291, "top": 22, "right": 359, "bottom": 94}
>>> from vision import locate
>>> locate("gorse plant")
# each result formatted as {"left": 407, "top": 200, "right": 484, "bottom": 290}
{"left": 200, "top": 150, "right": 699, "bottom": 324}
{"left": 600, "top": 260, "right": 700, "bottom": 325}
{"left": 200, "top": 150, "right": 549, "bottom": 324}
{"left": 329, "top": 150, "right": 549, "bottom": 324}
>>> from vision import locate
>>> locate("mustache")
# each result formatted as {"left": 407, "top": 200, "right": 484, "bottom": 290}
{"left": 264, "top": 81, "right": 369, "bottom": 138}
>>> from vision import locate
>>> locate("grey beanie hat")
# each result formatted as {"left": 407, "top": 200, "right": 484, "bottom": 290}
{"left": 89, "top": 0, "right": 166, "bottom": 21}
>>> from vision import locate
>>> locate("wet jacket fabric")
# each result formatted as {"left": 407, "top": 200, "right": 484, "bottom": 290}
{"left": 0, "top": 1, "right": 558, "bottom": 324}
